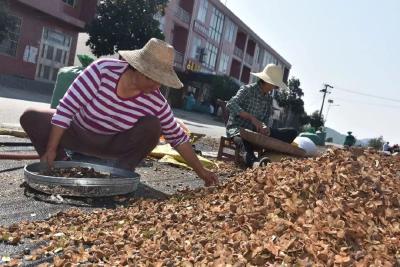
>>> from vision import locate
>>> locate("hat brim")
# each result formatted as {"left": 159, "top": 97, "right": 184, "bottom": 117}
{"left": 250, "top": 72, "right": 288, "bottom": 90}
{"left": 118, "top": 50, "right": 183, "bottom": 89}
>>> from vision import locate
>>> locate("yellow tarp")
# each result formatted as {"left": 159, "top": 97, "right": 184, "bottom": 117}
{"left": 150, "top": 144, "right": 217, "bottom": 170}
{"left": 159, "top": 155, "right": 192, "bottom": 169}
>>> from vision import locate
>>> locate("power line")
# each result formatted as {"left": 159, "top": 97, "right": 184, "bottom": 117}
{"left": 325, "top": 100, "right": 339, "bottom": 122}
{"left": 333, "top": 86, "right": 400, "bottom": 103}
{"left": 332, "top": 97, "right": 400, "bottom": 109}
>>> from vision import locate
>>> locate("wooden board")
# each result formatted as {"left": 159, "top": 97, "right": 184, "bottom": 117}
{"left": 0, "top": 128, "right": 28, "bottom": 138}
{"left": 240, "top": 128, "right": 306, "bottom": 157}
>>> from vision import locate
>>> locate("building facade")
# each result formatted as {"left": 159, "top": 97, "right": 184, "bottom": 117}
{"left": 0, "top": 0, "right": 97, "bottom": 83}
{"left": 160, "top": 0, "right": 291, "bottom": 85}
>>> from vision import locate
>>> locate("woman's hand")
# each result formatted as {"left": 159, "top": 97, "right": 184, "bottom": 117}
{"left": 198, "top": 168, "right": 219, "bottom": 187}
{"left": 175, "top": 142, "right": 219, "bottom": 187}
{"left": 40, "top": 149, "right": 57, "bottom": 169}
{"left": 41, "top": 125, "right": 67, "bottom": 168}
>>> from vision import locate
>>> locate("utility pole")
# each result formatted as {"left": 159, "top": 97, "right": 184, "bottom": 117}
{"left": 319, "top": 84, "right": 333, "bottom": 120}
{"left": 325, "top": 99, "right": 339, "bottom": 123}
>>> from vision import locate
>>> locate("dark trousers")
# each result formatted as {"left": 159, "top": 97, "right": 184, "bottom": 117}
{"left": 20, "top": 108, "right": 161, "bottom": 170}
{"left": 234, "top": 128, "right": 298, "bottom": 158}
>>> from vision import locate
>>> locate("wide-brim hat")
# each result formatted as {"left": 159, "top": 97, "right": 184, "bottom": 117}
{"left": 118, "top": 38, "right": 183, "bottom": 89}
{"left": 251, "top": 64, "right": 288, "bottom": 90}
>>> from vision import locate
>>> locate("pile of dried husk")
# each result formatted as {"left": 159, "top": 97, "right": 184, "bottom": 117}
{"left": 1, "top": 148, "right": 399, "bottom": 266}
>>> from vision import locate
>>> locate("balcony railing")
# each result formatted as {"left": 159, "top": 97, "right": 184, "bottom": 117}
{"left": 174, "top": 51, "right": 184, "bottom": 69}
{"left": 233, "top": 46, "right": 244, "bottom": 59}
{"left": 244, "top": 53, "right": 254, "bottom": 65}
{"left": 175, "top": 6, "right": 191, "bottom": 24}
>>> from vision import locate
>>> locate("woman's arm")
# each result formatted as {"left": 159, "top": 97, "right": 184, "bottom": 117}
{"left": 175, "top": 142, "right": 218, "bottom": 186}
{"left": 41, "top": 125, "right": 66, "bottom": 167}
{"left": 43, "top": 60, "right": 104, "bottom": 167}
{"left": 154, "top": 93, "right": 218, "bottom": 186}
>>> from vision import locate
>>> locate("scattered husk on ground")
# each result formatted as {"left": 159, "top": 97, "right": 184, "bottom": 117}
{"left": 1, "top": 148, "right": 399, "bottom": 266}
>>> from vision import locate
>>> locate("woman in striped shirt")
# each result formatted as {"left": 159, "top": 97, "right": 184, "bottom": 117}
{"left": 20, "top": 38, "right": 218, "bottom": 186}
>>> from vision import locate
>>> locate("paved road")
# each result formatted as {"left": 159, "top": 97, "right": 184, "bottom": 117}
{"left": 0, "top": 85, "right": 226, "bottom": 137}
{"left": 0, "top": 134, "right": 229, "bottom": 259}
{"left": 0, "top": 85, "right": 226, "bottom": 258}
{"left": 0, "top": 85, "right": 228, "bottom": 258}
{"left": 0, "top": 86, "right": 50, "bottom": 128}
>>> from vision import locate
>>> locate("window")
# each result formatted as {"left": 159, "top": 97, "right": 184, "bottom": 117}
{"left": 197, "top": 0, "right": 208, "bottom": 23}
{"left": 264, "top": 50, "right": 278, "bottom": 65}
{"left": 42, "top": 65, "right": 51, "bottom": 80}
{"left": 43, "top": 28, "right": 71, "bottom": 48}
{"left": 63, "top": 50, "right": 68, "bottom": 64}
{"left": 191, "top": 36, "right": 202, "bottom": 59}
{"left": 55, "top": 48, "right": 63, "bottom": 63}
{"left": 224, "top": 18, "right": 237, "bottom": 43}
{"left": 262, "top": 50, "right": 268, "bottom": 66}
{"left": 203, "top": 42, "right": 218, "bottom": 69}
{"left": 36, "top": 28, "right": 72, "bottom": 82}
{"left": 0, "top": 15, "right": 22, "bottom": 57}
{"left": 257, "top": 48, "right": 264, "bottom": 64}
{"left": 254, "top": 46, "right": 259, "bottom": 63}
{"left": 52, "top": 68, "right": 59, "bottom": 82}
{"left": 218, "top": 53, "right": 230, "bottom": 74}
{"left": 277, "top": 61, "right": 284, "bottom": 70}
{"left": 46, "top": 45, "right": 54, "bottom": 60}
{"left": 263, "top": 50, "right": 275, "bottom": 66}
{"left": 208, "top": 6, "right": 224, "bottom": 43}
{"left": 62, "top": 0, "right": 76, "bottom": 7}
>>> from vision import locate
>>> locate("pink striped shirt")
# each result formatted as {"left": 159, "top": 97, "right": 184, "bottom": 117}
{"left": 51, "top": 59, "right": 189, "bottom": 147}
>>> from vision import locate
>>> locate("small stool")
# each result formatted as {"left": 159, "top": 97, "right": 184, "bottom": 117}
{"left": 217, "top": 136, "right": 241, "bottom": 164}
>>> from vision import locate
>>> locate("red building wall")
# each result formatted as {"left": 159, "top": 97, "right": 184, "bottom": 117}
{"left": 17, "top": 0, "right": 97, "bottom": 26}
{"left": 172, "top": 25, "right": 189, "bottom": 54}
{"left": 0, "top": 0, "right": 95, "bottom": 80}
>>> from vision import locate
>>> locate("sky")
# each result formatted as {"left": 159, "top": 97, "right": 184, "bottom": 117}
{"left": 223, "top": 0, "right": 400, "bottom": 144}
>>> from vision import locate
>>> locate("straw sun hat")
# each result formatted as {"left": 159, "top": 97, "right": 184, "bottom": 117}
{"left": 251, "top": 64, "right": 288, "bottom": 90}
{"left": 118, "top": 38, "right": 183, "bottom": 89}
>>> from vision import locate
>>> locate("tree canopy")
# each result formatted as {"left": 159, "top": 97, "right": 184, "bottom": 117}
{"left": 86, "top": 0, "right": 168, "bottom": 57}
{"left": 309, "top": 110, "right": 324, "bottom": 128}
{"left": 368, "top": 136, "right": 385, "bottom": 150}
{"left": 0, "top": 0, "right": 17, "bottom": 43}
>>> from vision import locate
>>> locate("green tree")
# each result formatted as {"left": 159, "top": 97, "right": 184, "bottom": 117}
{"left": 176, "top": 71, "right": 240, "bottom": 102}
{"left": 309, "top": 110, "right": 324, "bottom": 128}
{"left": 210, "top": 75, "right": 240, "bottom": 101}
{"left": 275, "top": 77, "right": 307, "bottom": 128}
{"left": 368, "top": 136, "right": 385, "bottom": 150}
{"left": 86, "top": 0, "right": 168, "bottom": 57}
{"left": 0, "top": 0, "right": 17, "bottom": 43}
{"left": 276, "top": 77, "right": 304, "bottom": 106}
{"left": 299, "top": 112, "right": 311, "bottom": 126}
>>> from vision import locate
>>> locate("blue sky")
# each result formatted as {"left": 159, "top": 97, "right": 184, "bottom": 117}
{"left": 224, "top": 0, "right": 400, "bottom": 144}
